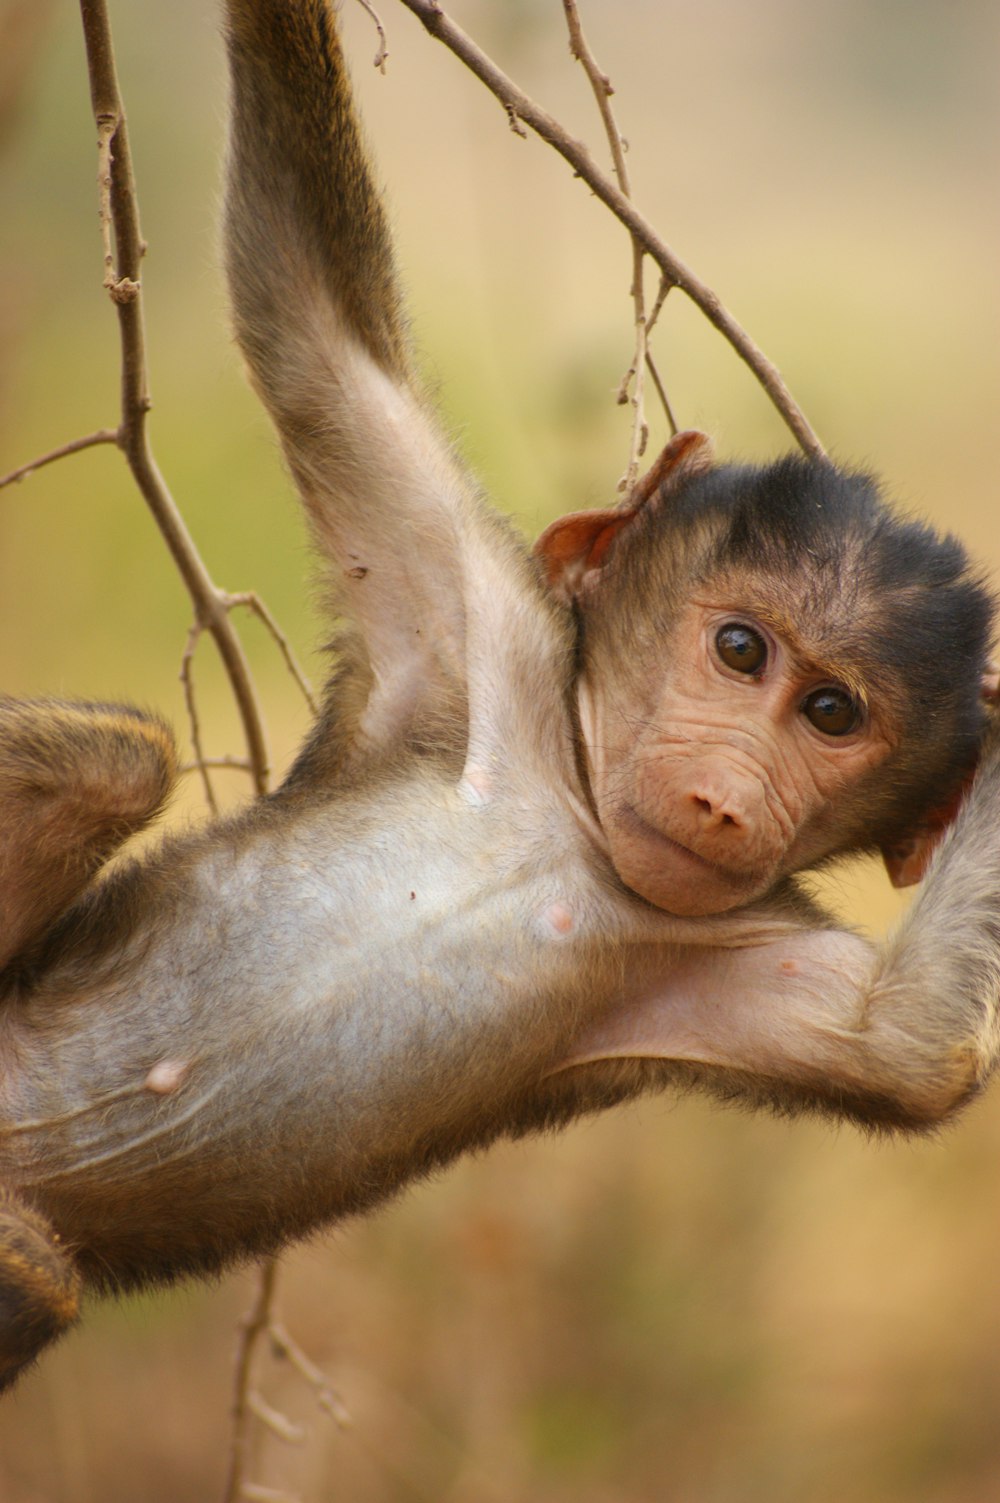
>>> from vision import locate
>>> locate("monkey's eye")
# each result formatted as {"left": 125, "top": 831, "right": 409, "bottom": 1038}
{"left": 715, "top": 623, "right": 767, "bottom": 675}
{"left": 802, "top": 687, "right": 862, "bottom": 737}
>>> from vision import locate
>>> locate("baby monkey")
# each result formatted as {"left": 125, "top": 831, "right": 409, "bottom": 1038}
{"left": 0, "top": 0, "right": 997, "bottom": 1390}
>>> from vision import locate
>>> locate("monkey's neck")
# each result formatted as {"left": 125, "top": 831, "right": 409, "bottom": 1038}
{"left": 568, "top": 675, "right": 609, "bottom": 857}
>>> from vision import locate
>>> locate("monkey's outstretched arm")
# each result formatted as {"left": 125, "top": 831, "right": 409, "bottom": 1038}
{"left": 223, "top": 0, "right": 461, "bottom": 728}
{"left": 223, "top": 0, "right": 564, "bottom": 773}
{"left": 555, "top": 727, "right": 1000, "bottom": 1130}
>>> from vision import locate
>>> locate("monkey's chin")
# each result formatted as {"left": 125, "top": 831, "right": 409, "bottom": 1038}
{"left": 608, "top": 810, "right": 765, "bottom": 917}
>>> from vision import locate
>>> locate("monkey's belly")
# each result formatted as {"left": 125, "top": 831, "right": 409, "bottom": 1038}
{"left": 0, "top": 785, "right": 620, "bottom": 1283}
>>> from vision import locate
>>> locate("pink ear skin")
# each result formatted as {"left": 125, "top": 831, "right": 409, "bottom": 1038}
{"left": 533, "top": 508, "right": 633, "bottom": 605}
{"left": 882, "top": 817, "right": 959, "bottom": 890}
{"left": 534, "top": 430, "right": 715, "bottom": 605}
{"left": 882, "top": 669, "right": 1000, "bottom": 888}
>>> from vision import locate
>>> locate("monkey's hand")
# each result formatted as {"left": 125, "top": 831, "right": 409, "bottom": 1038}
{"left": 884, "top": 667, "right": 1000, "bottom": 888}
{"left": 0, "top": 1190, "right": 80, "bottom": 1392}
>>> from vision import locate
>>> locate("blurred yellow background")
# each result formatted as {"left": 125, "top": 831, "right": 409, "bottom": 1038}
{"left": 1, "top": 0, "right": 998, "bottom": 1498}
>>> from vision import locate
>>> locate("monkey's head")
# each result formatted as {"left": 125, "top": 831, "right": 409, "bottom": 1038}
{"left": 536, "top": 433, "right": 995, "bottom": 916}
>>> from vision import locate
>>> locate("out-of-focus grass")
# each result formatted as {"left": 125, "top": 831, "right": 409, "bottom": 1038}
{"left": 1, "top": 0, "right": 998, "bottom": 1498}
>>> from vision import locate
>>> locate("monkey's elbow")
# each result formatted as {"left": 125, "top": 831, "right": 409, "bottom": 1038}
{"left": 866, "top": 1046, "right": 987, "bottom": 1134}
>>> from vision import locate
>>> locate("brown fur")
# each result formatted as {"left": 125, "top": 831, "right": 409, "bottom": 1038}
{"left": 0, "top": 0, "right": 998, "bottom": 1393}
{"left": 0, "top": 700, "right": 176, "bottom": 971}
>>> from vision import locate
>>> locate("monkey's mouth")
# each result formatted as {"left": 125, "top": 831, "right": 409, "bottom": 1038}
{"left": 620, "top": 805, "right": 759, "bottom": 887}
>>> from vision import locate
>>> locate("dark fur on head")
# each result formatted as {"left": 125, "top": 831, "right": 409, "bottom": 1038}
{"left": 581, "top": 455, "right": 996, "bottom": 859}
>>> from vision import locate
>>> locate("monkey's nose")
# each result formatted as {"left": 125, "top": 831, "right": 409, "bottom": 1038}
{"left": 691, "top": 793, "right": 740, "bottom": 831}
{"left": 686, "top": 772, "right": 758, "bottom": 836}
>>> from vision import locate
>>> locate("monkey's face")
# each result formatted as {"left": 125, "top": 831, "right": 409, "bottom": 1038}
{"left": 579, "top": 597, "right": 894, "bottom": 916}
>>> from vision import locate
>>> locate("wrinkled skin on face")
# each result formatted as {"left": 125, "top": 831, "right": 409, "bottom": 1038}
{"left": 579, "top": 594, "right": 894, "bottom": 916}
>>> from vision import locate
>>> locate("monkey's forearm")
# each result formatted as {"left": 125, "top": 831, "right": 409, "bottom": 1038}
{"left": 223, "top": 0, "right": 409, "bottom": 384}
{"left": 550, "top": 928, "right": 982, "bottom": 1132}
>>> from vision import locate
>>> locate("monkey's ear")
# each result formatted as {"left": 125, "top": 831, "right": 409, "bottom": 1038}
{"left": 883, "top": 669, "right": 1000, "bottom": 887}
{"left": 534, "top": 430, "right": 714, "bottom": 605}
{"left": 881, "top": 816, "right": 957, "bottom": 889}
{"left": 533, "top": 506, "right": 634, "bottom": 605}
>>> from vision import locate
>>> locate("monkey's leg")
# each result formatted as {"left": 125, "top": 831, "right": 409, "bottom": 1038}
{"left": 0, "top": 1188, "right": 81, "bottom": 1391}
{"left": 0, "top": 699, "right": 177, "bottom": 967}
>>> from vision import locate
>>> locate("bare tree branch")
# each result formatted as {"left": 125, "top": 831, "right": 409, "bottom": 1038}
{"left": 223, "top": 1258, "right": 282, "bottom": 1503}
{"left": 180, "top": 757, "right": 254, "bottom": 776}
{"left": 78, "top": 0, "right": 272, "bottom": 795}
{"left": 75, "top": 4, "right": 302, "bottom": 1488}
{"left": 222, "top": 1259, "right": 353, "bottom": 1503}
{"left": 0, "top": 428, "right": 119, "bottom": 489}
{"left": 269, "top": 1321, "right": 353, "bottom": 1427}
{"left": 562, "top": 0, "right": 651, "bottom": 488}
{"left": 395, "top": 0, "right": 826, "bottom": 460}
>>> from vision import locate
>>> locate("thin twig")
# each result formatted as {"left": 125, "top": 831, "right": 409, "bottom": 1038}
{"left": 395, "top": 0, "right": 826, "bottom": 459}
{"left": 353, "top": 0, "right": 388, "bottom": 71}
{"left": 179, "top": 756, "right": 255, "bottom": 776}
{"left": 0, "top": 428, "right": 119, "bottom": 489}
{"left": 225, "top": 593, "right": 318, "bottom": 715}
{"left": 270, "top": 1321, "right": 353, "bottom": 1428}
{"left": 95, "top": 112, "right": 137, "bottom": 302}
{"left": 224, "top": 1258, "right": 283, "bottom": 1503}
{"left": 179, "top": 623, "right": 219, "bottom": 815}
{"left": 562, "top": 0, "right": 650, "bottom": 487}
{"left": 645, "top": 351, "right": 678, "bottom": 437}
{"left": 222, "top": 1265, "right": 353, "bottom": 1503}
{"left": 643, "top": 276, "right": 678, "bottom": 435}
{"left": 247, "top": 1392, "right": 307, "bottom": 1446}
{"left": 646, "top": 273, "right": 671, "bottom": 338}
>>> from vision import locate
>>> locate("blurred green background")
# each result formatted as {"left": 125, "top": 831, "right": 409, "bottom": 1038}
{"left": 1, "top": 0, "right": 999, "bottom": 1499}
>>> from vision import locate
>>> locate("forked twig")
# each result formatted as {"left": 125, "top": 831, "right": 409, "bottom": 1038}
{"left": 224, "top": 1257, "right": 282, "bottom": 1503}
{"left": 269, "top": 1321, "right": 353, "bottom": 1427}
{"left": 78, "top": 0, "right": 271, "bottom": 795}
{"left": 396, "top": 0, "right": 826, "bottom": 460}
{"left": 223, "top": 1259, "right": 352, "bottom": 1503}
{"left": 562, "top": 0, "right": 651, "bottom": 489}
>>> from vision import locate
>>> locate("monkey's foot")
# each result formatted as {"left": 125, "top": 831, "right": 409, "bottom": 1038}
{"left": 0, "top": 1190, "right": 81, "bottom": 1392}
